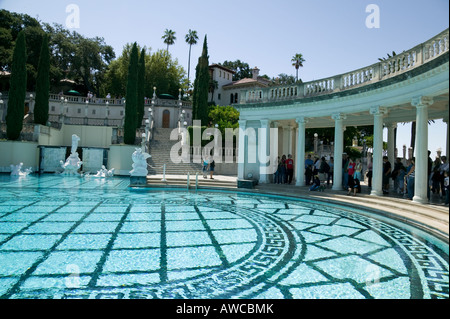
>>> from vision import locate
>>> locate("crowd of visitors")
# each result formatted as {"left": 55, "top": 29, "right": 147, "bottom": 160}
{"left": 271, "top": 150, "right": 449, "bottom": 204}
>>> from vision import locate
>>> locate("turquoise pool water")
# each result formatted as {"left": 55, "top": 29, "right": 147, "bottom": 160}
{"left": 0, "top": 175, "right": 448, "bottom": 299}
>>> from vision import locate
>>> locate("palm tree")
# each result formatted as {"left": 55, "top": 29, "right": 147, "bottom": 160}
{"left": 378, "top": 51, "right": 397, "bottom": 61}
{"left": 162, "top": 29, "right": 176, "bottom": 52}
{"left": 291, "top": 53, "right": 305, "bottom": 82}
{"left": 185, "top": 29, "right": 199, "bottom": 85}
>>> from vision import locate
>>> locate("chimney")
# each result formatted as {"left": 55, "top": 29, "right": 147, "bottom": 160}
{"left": 252, "top": 67, "right": 260, "bottom": 80}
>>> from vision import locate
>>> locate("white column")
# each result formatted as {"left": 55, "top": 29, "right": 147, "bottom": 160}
{"left": 237, "top": 120, "right": 247, "bottom": 180}
{"left": 288, "top": 125, "right": 294, "bottom": 155}
{"left": 295, "top": 117, "right": 308, "bottom": 186}
{"left": 332, "top": 113, "right": 346, "bottom": 191}
{"left": 259, "top": 119, "right": 270, "bottom": 184}
{"left": 387, "top": 122, "right": 396, "bottom": 164}
{"left": 272, "top": 121, "right": 280, "bottom": 157}
{"left": 370, "top": 106, "right": 388, "bottom": 196}
{"left": 412, "top": 96, "right": 433, "bottom": 203}
{"left": 443, "top": 116, "right": 449, "bottom": 157}
{"left": 282, "top": 126, "right": 289, "bottom": 156}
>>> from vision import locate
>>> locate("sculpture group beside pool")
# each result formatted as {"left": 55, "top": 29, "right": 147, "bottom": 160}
{"left": 10, "top": 162, "right": 32, "bottom": 176}
{"left": 130, "top": 147, "right": 151, "bottom": 177}
{"left": 93, "top": 165, "right": 115, "bottom": 177}
{"left": 60, "top": 134, "right": 83, "bottom": 175}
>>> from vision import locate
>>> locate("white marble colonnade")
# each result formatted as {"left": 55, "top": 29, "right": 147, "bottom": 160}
{"left": 236, "top": 96, "right": 446, "bottom": 206}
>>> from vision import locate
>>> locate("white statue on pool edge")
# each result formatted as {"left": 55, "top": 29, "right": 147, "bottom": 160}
{"left": 60, "top": 134, "right": 83, "bottom": 175}
{"left": 10, "top": 163, "right": 32, "bottom": 176}
{"left": 130, "top": 148, "right": 151, "bottom": 176}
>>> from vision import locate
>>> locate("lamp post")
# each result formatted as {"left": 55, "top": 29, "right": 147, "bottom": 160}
{"left": 145, "top": 119, "right": 150, "bottom": 143}
{"left": 104, "top": 101, "right": 109, "bottom": 126}
{"left": 121, "top": 98, "right": 126, "bottom": 127}
{"left": 214, "top": 123, "right": 220, "bottom": 158}
{"left": 0, "top": 92, "right": 4, "bottom": 123}
{"left": 148, "top": 107, "right": 153, "bottom": 140}
{"left": 84, "top": 99, "right": 89, "bottom": 125}
{"left": 178, "top": 109, "right": 185, "bottom": 135}
{"left": 152, "top": 87, "right": 157, "bottom": 105}
{"left": 182, "top": 120, "right": 188, "bottom": 147}
{"left": 314, "top": 133, "right": 318, "bottom": 155}
{"left": 179, "top": 109, "right": 186, "bottom": 143}
{"left": 28, "top": 93, "right": 34, "bottom": 123}
{"left": 60, "top": 96, "right": 67, "bottom": 125}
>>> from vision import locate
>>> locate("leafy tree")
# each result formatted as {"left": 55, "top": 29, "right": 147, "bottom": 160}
{"left": 34, "top": 33, "right": 50, "bottom": 125}
{"left": 1, "top": 10, "right": 115, "bottom": 94}
{"left": 103, "top": 45, "right": 185, "bottom": 99}
{"left": 208, "top": 105, "right": 240, "bottom": 132}
{"left": 291, "top": 53, "right": 305, "bottom": 82}
{"left": 42, "top": 23, "right": 115, "bottom": 95}
{"left": 146, "top": 49, "right": 185, "bottom": 98}
{"left": 0, "top": 9, "right": 44, "bottom": 90}
{"left": 6, "top": 30, "right": 27, "bottom": 140}
{"left": 271, "top": 73, "right": 297, "bottom": 86}
{"left": 162, "top": 29, "right": 176, "bottom": 52}
{"left": 192, "top": 36, "right": 210, "bottom": 125}
{"left": 123, "top": 42, "right": 139, "bottom": 145}
{"left": 221, "top": 60, "right": 251, "bottom": 81}
{"left": 136, "top": 48, "right": 146, "bottom": 128}
{"left": 209, "top": 79, "right": 218, "bottom": 103}
{"left": 185, "top": 29, "right": 198, "bottom": 85}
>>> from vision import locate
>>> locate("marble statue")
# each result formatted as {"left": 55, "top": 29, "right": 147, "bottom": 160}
{"left": 60, "top": 134, "right": 83, "bottom": 175}
{"left": 71, "top": 134, "right": 80, "bottom": 154}
{"left": 10, "top": 163, "right": 32, "bottom": 176}
{"left": 94, "top": 165, "right": 115, "bottom": 177}
{"left": 130, "top": 148, "right": 151, "bottom": 176}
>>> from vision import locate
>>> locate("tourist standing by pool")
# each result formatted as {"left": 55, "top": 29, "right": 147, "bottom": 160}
{"left": 382, "top": 156, "right": 392, "bottom": 195}
{"left": 353, "top": 158, "right": 363, "bottom": 182}
{"left": 327, "top": 157, "right": 334, "bottom": 186}
{"left": 209, "top": 159, "right": 215, "bottom": 179}
{"left": 305, "top": 154, "right": 314, "bottom": 185}
{"left": 286, "top": 154, "right": 294, "bottom": 184}
{"left": 405, "top": 158, "right": 415, "bottom": 200}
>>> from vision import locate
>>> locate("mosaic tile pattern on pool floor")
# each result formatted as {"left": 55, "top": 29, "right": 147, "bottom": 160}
{"left": 0, "top": 175, "right": 448, "bottom": 299}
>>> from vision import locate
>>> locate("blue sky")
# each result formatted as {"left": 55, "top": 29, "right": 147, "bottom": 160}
{"left": 1, "top": 0, "right": 449, "bottom": 157}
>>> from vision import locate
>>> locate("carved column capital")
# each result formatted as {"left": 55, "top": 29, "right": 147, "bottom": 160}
{"left": 260, "top": 119, "right": 270, "bottom": 127}
{"left": 332, "top": 113, "right": 347, "bottom": 121}
{"left": 295, "top": 116, "right": 308, "bottom": 124}
{"left": 411, "top": 96, "right": 433, "bottom": 108}
{"left": 238, "top": 119, "right": 247, "bottom": 130}
{"left": 369, "top": 106, "right": 388, "bottom": 116}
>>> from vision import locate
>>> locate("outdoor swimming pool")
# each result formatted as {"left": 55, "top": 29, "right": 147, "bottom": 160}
{"left": 0, "top": 175, "right": 448, "bottom": 299}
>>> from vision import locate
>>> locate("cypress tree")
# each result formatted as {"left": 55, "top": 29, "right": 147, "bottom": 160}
{"left": 192, "top": 62, "right": 199, "bottom": 119}
{"left": 192, "top": 35, "right": 210, "bottom": 125}
{"left": 34, "top": 33, "right": 50, "bottom": 126}
{"left": 6, "top": 30, "right": 27, "bottom": 140}
{"left": 124, "top": 42, "right": 139, "bottom": 145}
{"left": 136, "top": 48, "right": 146, "bottom": 128}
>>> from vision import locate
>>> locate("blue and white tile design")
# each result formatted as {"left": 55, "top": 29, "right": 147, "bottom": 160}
{"left": 0, "top": 175, "right": 448, "bottom": 299}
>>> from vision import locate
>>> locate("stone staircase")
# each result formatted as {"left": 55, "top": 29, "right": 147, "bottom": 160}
{"left": 147, "top": 128, "right": 203, "bottom": 175}
{"left": 145, "top": 175, "right": 238, "bottom": 189}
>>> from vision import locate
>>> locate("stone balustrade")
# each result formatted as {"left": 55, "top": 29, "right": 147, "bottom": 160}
{"left": 241, "top": 28, "right": 449, "bottom": 104}
{"left": 47, "top": 94, "right": 192, "bottom": 108}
